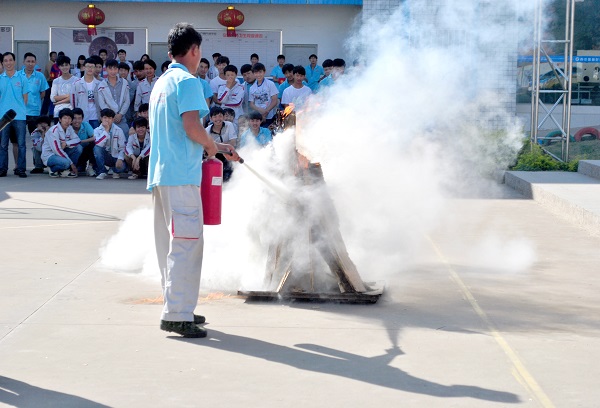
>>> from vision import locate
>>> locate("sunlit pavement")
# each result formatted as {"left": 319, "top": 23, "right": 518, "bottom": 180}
{"left": 0, "top": 171, "right": 598, "bottom": 408}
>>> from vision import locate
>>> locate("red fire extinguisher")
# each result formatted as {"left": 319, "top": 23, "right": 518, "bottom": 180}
{"left": 201, "top": 157, "right": 223, "bottom": 225}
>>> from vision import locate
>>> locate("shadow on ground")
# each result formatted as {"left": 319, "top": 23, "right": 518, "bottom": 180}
{"left": 0, "top": 376, "right": 110, "bottom": 408}
{"left": 177, "top": 329, "right": 520, "bottom": 404}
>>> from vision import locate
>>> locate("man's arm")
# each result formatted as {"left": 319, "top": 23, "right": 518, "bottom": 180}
{"left": 265, "top": 94, "right": 278, "bottom": 113}
{"left": 249, "top": 101, "right": 266, "bottom": 115}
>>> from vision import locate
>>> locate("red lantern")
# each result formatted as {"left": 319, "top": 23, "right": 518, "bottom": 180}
{"left": 217, "top": 6, "right": 245, "bottom": 38}
{"left": 78, "top": 4, "right": 105, "bottom": 36}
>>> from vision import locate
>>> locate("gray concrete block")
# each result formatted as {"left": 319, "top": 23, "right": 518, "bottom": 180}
{"left": 577, "top": 160, "right": 600, "bottom": 180}
{"left": 505, "top": 170, "right": 600, "bottom": 236}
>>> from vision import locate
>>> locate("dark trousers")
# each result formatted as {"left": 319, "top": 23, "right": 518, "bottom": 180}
{"left": 77, "top": 143, "right": 97, "bottom": 172}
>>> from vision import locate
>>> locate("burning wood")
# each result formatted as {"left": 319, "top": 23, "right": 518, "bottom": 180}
{"left": 273, "top": 103, "right": 296, "bottom": 133}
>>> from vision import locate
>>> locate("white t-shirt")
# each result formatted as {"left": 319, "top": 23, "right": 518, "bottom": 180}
{"left": 85, "top": 80, "right": 98, "bottom": 121}
{"left": 249, "top": 79, "right": 279, "bottom": 120}
{"left": 51, "top": 76, "right": 77, "bottom": 116}
{"left": 281, "top": 85, "right": 312, "bottom": 108}
{"left": 210, "top": 77, "right": 226, "bottom": 96}
{"left": 206, "top": 121, "right": 237, "bottom": 144}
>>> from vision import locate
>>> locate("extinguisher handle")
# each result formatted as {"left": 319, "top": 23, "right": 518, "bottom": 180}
{"left": 217, "top": 150, "right": 245, "bottom": 164}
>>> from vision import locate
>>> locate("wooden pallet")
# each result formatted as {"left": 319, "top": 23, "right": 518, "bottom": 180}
{"left": 239, "top": 145, "right": 384, "bottom": 304}
{"left": 238, "top": 281, "right": 385, "bottom": 304}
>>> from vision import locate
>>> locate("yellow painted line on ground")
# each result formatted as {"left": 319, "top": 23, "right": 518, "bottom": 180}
{"left": 426, "top": 235, "right": 556, "bottom": 408}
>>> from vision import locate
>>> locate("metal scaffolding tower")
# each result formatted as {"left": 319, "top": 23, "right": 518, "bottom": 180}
{"left": 530, "top": 0, "right": 579, "bottom": 161}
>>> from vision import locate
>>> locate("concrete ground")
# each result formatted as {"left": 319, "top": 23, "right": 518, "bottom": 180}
{"left": 1, "top": 164, "right": 599, "bottom": 407}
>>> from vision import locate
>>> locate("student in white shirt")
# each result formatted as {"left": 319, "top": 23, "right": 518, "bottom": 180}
{"left": 134, "top": 59, "right": 158, "bottom": 112}
{"left": 215, "top": 65, "right": 244, "bottom": 124}
{"left": 41, "top": 109, "right": 81, "bottom": 178}
{"left": 281, "top": 66, "right": 313, "bottom": 109}
{"left": 248, "top": 63, "right": 279, "bottom": 127}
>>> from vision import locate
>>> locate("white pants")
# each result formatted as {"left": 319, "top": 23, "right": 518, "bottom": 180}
{"left": 153, "top": 185, "right": 204, "bottom": 322}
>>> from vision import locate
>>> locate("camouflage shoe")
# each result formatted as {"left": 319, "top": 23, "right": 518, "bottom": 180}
{"left": 160, "top": 321, "right": 207, "bottom": 338}
{"left": 194, "top": 314, "right": 206, "bottom": 324}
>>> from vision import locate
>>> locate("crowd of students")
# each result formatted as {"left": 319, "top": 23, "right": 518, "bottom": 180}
{"left": 0, "top": 48, "right": 347, "bottom": 180}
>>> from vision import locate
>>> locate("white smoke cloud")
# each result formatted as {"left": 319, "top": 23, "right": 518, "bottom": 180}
{"left": 99, "top": 1, "right": 540, "bottom": 291}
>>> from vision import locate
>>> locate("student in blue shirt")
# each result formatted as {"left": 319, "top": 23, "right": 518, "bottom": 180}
{"left": 71, "top": 107, "right": 97, "bottom": 176}
{"left": 22, "top": 52, "right": 49, "bottom": 134}
{"left": 149, "top": 23, "right": 239, "bottom": 339}
{"left": 305, "top": 54, "right": 324, "bottom": 92}
{"left": 270, "top": 54, "right": 286, "bottom": 84}
{"left": 239, "top": 110, "right": 273, "bottom": 148}
{"left": 0, "top": 52, "right": 29, "bottom": 178}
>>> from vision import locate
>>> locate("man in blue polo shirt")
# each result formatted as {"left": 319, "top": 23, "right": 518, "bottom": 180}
{"left": 305, "top": 54, "right": 324, "bottom": 92}
{"left": 270, "top": 54, "right": 286, "bottom": 84}
{"left": 148, "top": 22, "right": 239, "bottom": 339}
{"left": 22, "top": 52, "right": 49, "bottom": 134}
{"left": 0, "top": 52, "right": 29, "bottom": 178}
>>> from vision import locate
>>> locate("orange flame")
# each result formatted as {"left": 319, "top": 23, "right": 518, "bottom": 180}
{"left": 282, "top": 103, "right": 295, "bottom": 118}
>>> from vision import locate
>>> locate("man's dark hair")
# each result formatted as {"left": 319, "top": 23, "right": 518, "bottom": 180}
{"left": 118, "top": 49, "right": 126, "bottom": 54}
{"left": 36, "top": 116, "right": 51, "bottom": 126}
{"left": 282, "top": 63, "right": 294, "bottom": 74}
{"left": 118, "top": 62, "right": 130, "bottom": 71}
{"left": 332, "top": 58, "right": 346, "bottom": 68}
{"left": 251, "top": 63, "right": 266, "bottom": 73}
{"left": 240, "top": 64, "right": 252, "bottom": 75}
{"left": 144, "top": 59, "right": 157, "bottom": 70}
{"left": 209, "top": 106, "right": 225, "bottom": 117}
{"left": 57, "top": 55, "right": 71, "bottom": 66}
{"left": 168, "top": 22, "right": 202, "bottom": 58}
{"left": 216, "top": 56, "right": 230, "bottom": 65}
{"left": 292, "top": 65, "right": 306, "bottom": 76}
{"left": 212, "top": 52, "right": 221, "bottom": 59}
{"left": 224, "top": 65, "right": 238, "bottom": 75}
{"left": 58, "top": 108, "right": 74, "bottom": 119}
{"left": 100, "top": 108, "right": 116, "bottom": 118}
{"left": 2, "top": 52, "right": 15, "bottom": 62}
{"left": 72, "top": 107, "right": 84, "bottom": 118}
{"left": 277, "top": 54, "right": 285, "bottom": 61}
{"left": 23, "top": 52, "right": 37, "bottom": 61}
{"left": 99, "top": 48, "right": 108, "bottom": 55}
{"left": 200, "top": 58, "right": 210, "bottom": 67}
{"left": 138, "top": 103, "right": 149, "bottom": 113}
{"left": 161, "top": 60, "right": 170, "bottom": 72}
{"left": 309, "top": 54, "right": 318, "bottom": 60}
{"left": 49, "top": 51, "right": 57, "bottom": 57}
{"left": 133, "top": 60, "right": 145, "bottom": 71}
{"left": 223, "top": 108, "right": 235, "bottom": 118}
{"left": 247, "top": 111, "right": 262, "bottom": 121}
{"left": 250, "top": 53, "right": 259, "bottom": 60}
{"left": 322, "top": 59, "right": 333, "bottom": 68}
{"left": 133, "top": 117, "right": 149, "bottom": 128}
{"left": 84, "top": 57, "right": 96, "bottom": 66}
{"left": 105, "top": 59, "right": 119, "bottom": 69}
{"left": 90, "top": 55, "right": 103, "bottom": 66}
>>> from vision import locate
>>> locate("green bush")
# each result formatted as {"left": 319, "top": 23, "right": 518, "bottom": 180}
{"left": 511, "top": 142, "right": 579, "bottom": 171}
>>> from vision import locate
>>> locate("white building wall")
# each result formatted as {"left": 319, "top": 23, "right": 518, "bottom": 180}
{"left": 0, "top": 1, "right": 359, "bottom": 65}
{"left": 361, "top": 0, "right": 400, "bottom": 21}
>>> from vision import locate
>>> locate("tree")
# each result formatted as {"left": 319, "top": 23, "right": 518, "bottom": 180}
{"left": 548, "top": 0, "right": 600, "bottom": 51}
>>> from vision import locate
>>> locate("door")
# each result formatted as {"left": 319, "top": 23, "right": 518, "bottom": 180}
{"left": 15, "top": 41, "right": 49, "bottom": 72}
{"left": 149, "top": 42, "right": 169, "bottom": 65}
{"left": 282, "top": 44, "right": 318, "bottom": 68}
